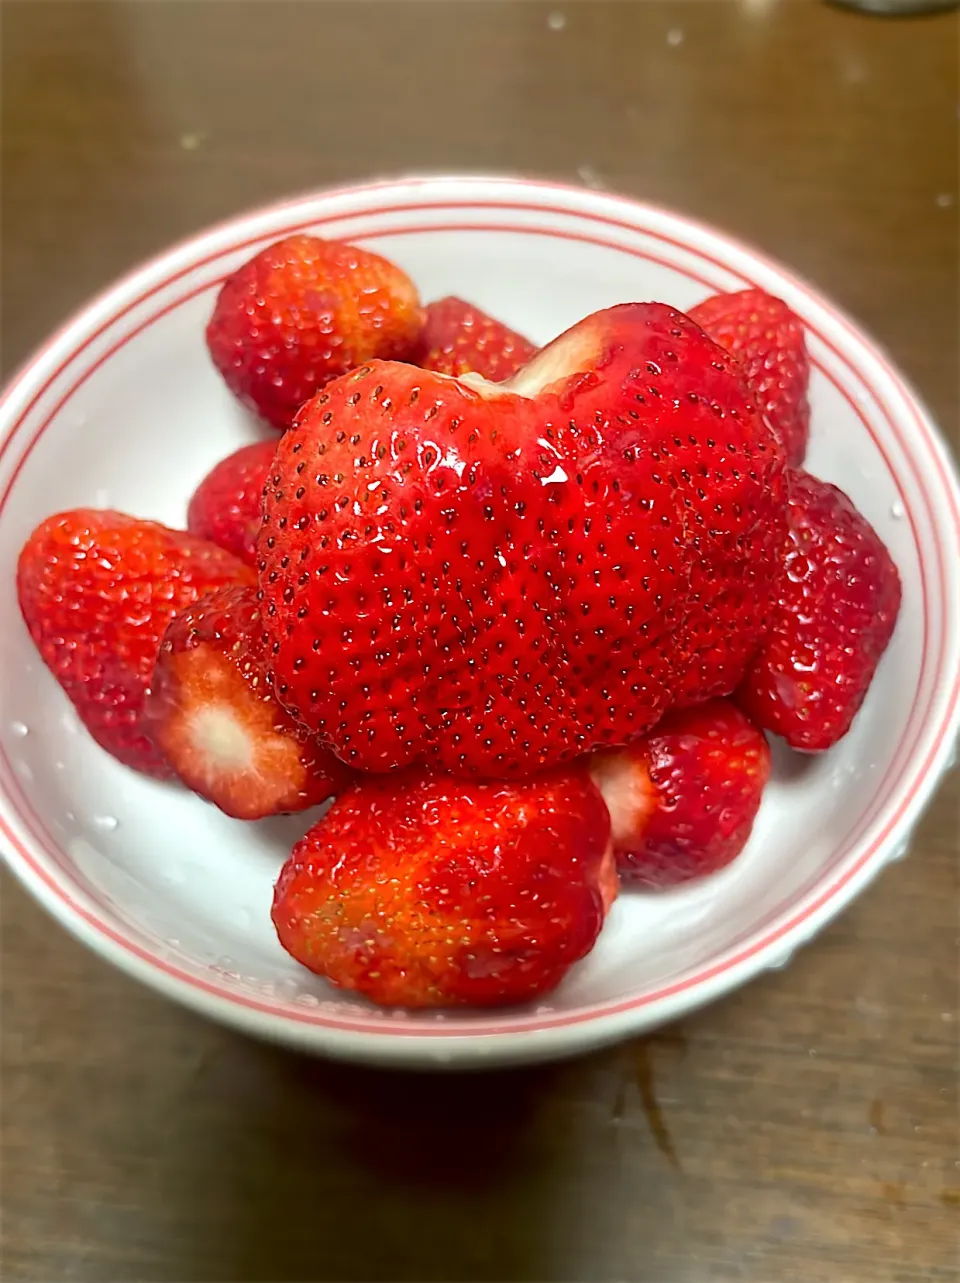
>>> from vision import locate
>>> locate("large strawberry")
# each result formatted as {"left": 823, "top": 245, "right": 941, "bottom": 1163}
{"left": 206, "top": 235, "right": 423, "bottom": 430}
{"left": 187, "top": 440, "right": 277, "bottom": 567}
{"left": 272, "top": 767, "right": 616, "bottom": 1008}
{"left": 415, "top": 296, "right": 537, "bottom": 381}
{"left": 18, "top": 510, "right": 254, "bottom": 776}
{"left": 737, "top": 469, "right": 901, "bottom": 750}
{"left": 590, "top": 698, "right": 770, "bottom": 887}
{"left": 259, "top": 302, "right": 787, "bottom": 777}
{"left": 689, "top": 288, "right": 810, "bottom": 467}
{"left": 145, "top": 585, "right": 351, "bottom": 819}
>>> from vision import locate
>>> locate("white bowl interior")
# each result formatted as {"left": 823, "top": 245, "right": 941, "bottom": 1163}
{"left": 0, "top": 181, "right": 956, "bottom": 1060}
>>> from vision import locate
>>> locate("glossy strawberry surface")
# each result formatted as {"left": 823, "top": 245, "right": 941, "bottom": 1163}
{"left": 590, "top": 698, "right": 770, "bottom": 887}
{"left": 259, "top": 302, "right": 787, "bottom": 776}
{"left": 18, "top": 510, "right": 254, "bottom": 776}
{"left": 737, "top": 469, "right": 901, "bottom": 750}
{"left": 187, "top": 440, "right": 277, "bottom": 567}
{"left": 416, "top": 296, "right": 537, "bottom": 381}
{"left": 272, "top": 767, "right": 615, "bottom": 1008}
{"left": 690, "top": 288, "right": 810, "bottom": 467}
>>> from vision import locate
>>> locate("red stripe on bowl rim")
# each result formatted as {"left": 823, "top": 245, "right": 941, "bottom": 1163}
{"left": 1, "top": 180, "right": 957, "bottom": 1048}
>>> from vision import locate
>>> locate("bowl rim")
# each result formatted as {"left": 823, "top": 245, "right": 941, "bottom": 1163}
{"left": 2, "top": 174, "right": 958, "bottom": 1065}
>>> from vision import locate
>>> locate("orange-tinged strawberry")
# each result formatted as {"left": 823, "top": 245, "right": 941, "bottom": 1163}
{"left": 145, "top": 585, "right": 351, "bottom": 819}
{"left": 206, "top": 235, "right": 423, "bottom": 430}
{"left": 590, "top": 699, "right": 770, "bottom": 887}
{"left": 272, "top": 768, "right": 616, "bottom": 1008}
{"left": 17, "top": 510, "right": 254, "bottom": 776}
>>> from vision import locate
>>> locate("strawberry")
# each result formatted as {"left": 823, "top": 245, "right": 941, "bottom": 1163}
{"left": 144, "top": 585, "right": 350, "bottom": 819}
{"left": 271, "top": 767, "right": 616, "bottom": 1008}
{"left": 258, "top": 302, "right": 787, "bottom": 777}
{"left": 206, "top": 235, "right": 423, "bottom": 430}
{"left": 187, "top": 440, "right": 277, "bottom": 567}
{"left": 415, "top": 296, "right": 537, "bottom": 382}
{"left": 737, "top": 469, "right": 901, "bottom": 751}
{"left": 17, "top": 511, "right": 254, "bottom": 776}
{"left": 590, "top": 698, "right": 770, "bottom": 887}
{"left": 689, "top": 288, "right": 810, "bottom": 466}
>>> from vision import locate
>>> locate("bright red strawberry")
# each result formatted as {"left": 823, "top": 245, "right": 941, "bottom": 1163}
{"left": 206, "top": 235, "right": 423, "bottom": 430}
{"left": 272, "top": 768, "right": 616, "bottom": 1008}
{"left": 187, "top": 440, "right": 276, "bottom": 567}
{"left": 258, "top": 302, "right": 787, "bottom": 777}
{"left": 415, "top": 296, "right": 537, "bottom": 381}
{"left": 589, "top": 698, "right": 770, "bottom": 887}
{"left": 144, "top": 585, "right": 350, "bottom": 819}
{"left": 689, "top": 288, "right": 810, "bottom": 466}
{"left": 18, "top": 511, "right": 254, "bottom": 776}
{"left": 737, "top": 470, "right": 901, "bottom": 751}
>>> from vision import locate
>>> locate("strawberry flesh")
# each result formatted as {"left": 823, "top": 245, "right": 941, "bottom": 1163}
{"left": 145, "top": 585, "right": 351, "bottom": 819}
{"left": 737, "top": 469, "right": 901, "bottom": 750}
{"left": 272, "top": 768, "right": 615, "bottom": 1008}
{"left": 187, "top": 440, "right": 277, "bottom": 567}
{"left": 17, "top": 510, "right": 254, "bottom": 777}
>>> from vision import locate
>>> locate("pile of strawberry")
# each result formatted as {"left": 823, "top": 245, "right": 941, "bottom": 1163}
{"left": 17, "top": 234, "right": 901, "bottom": 1009}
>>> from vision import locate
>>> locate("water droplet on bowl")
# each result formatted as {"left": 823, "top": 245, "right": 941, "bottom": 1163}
{"left": 162, "top": 864, "right": 187, "bottom": 886}
{"left": 576, "top": 164, "right": 605, "bottom": 190}
{"left": 16, "top": 761, "right": 33, "bottom": 782}
{"left": 886, "top": 839, "right": 910, "bottom": 864}
{"left": 666, "top": 26, "right": 684, "bottom": 46}
{"left": 276, "top": 977, "right": 300, "bottom": 1000}
{"left": 890, "top": 500, "right": 905, "bottom": 520}
{"left": 233, "top": 907, "right": 253, "bottom": 930}
{"left": 91, "top": 815, "right": 118, "bottom": 832}
{"left": 547, "top": 10, "right": 566, "bottom": 30}
{"left": 10, "top": 722, "right": 28, "bottom": 738}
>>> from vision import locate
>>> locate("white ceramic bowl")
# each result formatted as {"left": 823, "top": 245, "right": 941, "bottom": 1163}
{"left": 2, "top": 177, "right": 958, "bottom": 1067}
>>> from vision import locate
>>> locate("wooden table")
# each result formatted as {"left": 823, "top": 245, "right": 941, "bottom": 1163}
{"left": 2, "top": 3, "right": 957, "bottom": 1279}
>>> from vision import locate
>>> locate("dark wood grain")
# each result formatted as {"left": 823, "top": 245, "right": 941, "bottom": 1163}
{"left": 1, "top": 3, "right": 957, "bottom": 1280}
